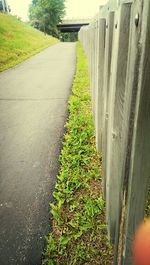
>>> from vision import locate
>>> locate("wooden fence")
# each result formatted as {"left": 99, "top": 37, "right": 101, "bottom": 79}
{"left": 79, "top": 0, "right": 150, "bottom": 264}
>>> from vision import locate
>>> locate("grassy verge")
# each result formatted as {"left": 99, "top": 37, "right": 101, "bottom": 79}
{"left": 0, "top": 13, "right": 59, "bottom": 72}
{"left": 43, "top": 42, "right": 114, "bottom": 265}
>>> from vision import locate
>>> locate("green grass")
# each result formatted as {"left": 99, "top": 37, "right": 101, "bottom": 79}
{"left": 145, "top": 189, "right": 150, "bottom": 217}
{"left": 0, "top": 13, "right": 59, "bottom": 71}
{"left": 43, "top": 42, "right": 114, "bottom": 265}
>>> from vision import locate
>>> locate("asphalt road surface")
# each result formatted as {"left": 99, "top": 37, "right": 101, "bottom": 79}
{"left": 0, "top": 43, "right": 76, "bottom": 265}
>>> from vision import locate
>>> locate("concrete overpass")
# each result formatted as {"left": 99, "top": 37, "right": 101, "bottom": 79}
{"left": 58, "top": 19, "right": 91, "bottom": 33}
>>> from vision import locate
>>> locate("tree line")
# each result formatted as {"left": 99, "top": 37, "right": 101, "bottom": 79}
{"left": 29, "top": 0, "right": 65, "bottom": 38}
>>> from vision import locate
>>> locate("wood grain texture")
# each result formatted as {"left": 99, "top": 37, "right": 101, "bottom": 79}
{"left": 79, "top": 0, "right": 150, "bottom": 263}
{"left": 94, "top": 21, "right": 99, "bottom": 126}
{"left": 122, "top": 0, "right": 150, "bottom": 263}
{"left": 91, "top": 23, "right": 96, "bottom": 112}
{"left": 105, "top": 3, "right": 131, "bottom": 243}
{"left": 101, "top": 12, "right": 114, "bottom": 197}
{"left": 95, "top": 18, "right": 106, "bottom": 152}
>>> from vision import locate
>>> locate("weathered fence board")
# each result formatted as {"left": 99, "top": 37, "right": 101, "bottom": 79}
{"left": 101, "top": 11, "right": 114, "bottom": 196}
{"left": 95, "top": 18, "right": 106, "bottom": 152}
{"left": 106, "top": 3, "right": 131, "bottom": 243}
{"left": 121, "top": 1, "right": 150, "bottom": 264}
{"left": 94, "top": 20, "right": 99, "bottom": 125}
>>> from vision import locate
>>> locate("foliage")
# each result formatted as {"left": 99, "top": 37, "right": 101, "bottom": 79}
{"left": 61, "top": 32, "right": 78, "bottom": 42}
{"left": 29, "top": 0, "right": 65, "bottom": 37}
{"left": 145, "top": 188, "right": 150, "bottom": 217}
{"left": 0, "top": 13, "right": 59, "bottom": 72}
{"left": 43, "top": 43, "right": 114, "bottom": 265}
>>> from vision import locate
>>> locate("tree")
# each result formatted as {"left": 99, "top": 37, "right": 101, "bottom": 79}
{"left": 61, "top": 32, "right": 78, "bottom": 42}
{"left": 29, "top": 0, "right": 65, "bottom": 37}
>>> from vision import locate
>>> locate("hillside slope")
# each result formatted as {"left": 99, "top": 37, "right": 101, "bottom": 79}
{"left": 0, "top": 13, "right": 59, "bottom": 71}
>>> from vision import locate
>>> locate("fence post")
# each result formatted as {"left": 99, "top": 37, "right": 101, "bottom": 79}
{"left": 95, "top": 17, "right": 106, "bottom": 152}
{"left": 101, "top": 11, "right": 115, "bottom": 197}
{"left": 94, "top": 19, "right": 99, "bottom": 125}
{"left": 119, "top": 1, "right": 150, "bottom": 263}
{"left": 105, "top": 3, "right": 131, "bottom": 243}
{"left": 90, "top": 23, "right": 95, "bottom": 109}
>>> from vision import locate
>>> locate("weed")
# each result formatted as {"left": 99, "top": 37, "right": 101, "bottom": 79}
{"left": 43, "top": 42, "right": 114, "bottom": 265}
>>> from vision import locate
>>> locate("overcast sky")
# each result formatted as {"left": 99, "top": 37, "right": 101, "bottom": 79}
{"left": 7, "top": 0, "right": 108, "bottom": 21}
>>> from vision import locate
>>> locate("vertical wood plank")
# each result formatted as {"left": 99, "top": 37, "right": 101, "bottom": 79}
{"left": 94, "top": 20, "right": 99, "bottom": 125}
{"left": 121, "top": 0, "right": 150, "bottom": 263}
{"left": 105, "top": 3, "right": 131, "bottom": 242}
{"left": 95, "top": 18, "right": 106, "bottom": 152}
{"left": 91, "top": 23, "right": 95, "bottom": 108}
{"left": 101, "top": 12, "right": 114, "bottom": 195}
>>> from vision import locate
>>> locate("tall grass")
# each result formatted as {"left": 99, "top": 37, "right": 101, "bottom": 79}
{"left": 43, "top": 42, "right": 114, "bottom": 265}
{"left": 0, "top": 13, "right": 59, "bottom": 71}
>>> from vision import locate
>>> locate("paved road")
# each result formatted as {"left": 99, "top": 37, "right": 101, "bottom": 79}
{"left": 0, "top": 43, "right": 76, "bottom": 265}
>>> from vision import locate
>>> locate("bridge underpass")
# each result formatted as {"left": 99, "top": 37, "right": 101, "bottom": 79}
{"left": 57, "top": 19, "right": 91, "bottom": 33}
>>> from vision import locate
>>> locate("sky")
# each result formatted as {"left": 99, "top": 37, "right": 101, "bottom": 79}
{"left": 7, "top": 0, "right": 108, "bottom": 21}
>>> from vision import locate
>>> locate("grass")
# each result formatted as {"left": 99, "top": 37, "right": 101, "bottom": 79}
{"left": 145, "top": 189, "right": 150, "bottom": 217}
{"left": 0, "top": 13, "right": 59, "bottom": 72}
{"left": 43, "top": 42, "right": 114, "bottom": 265}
